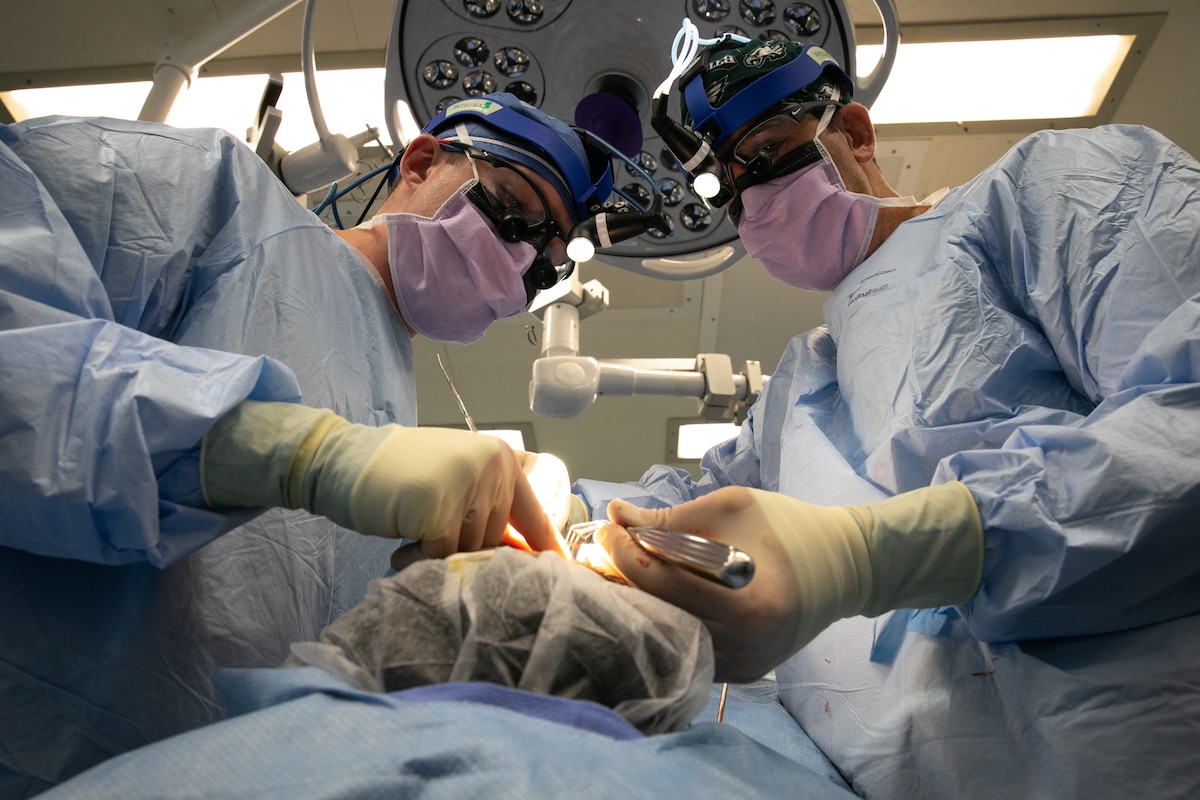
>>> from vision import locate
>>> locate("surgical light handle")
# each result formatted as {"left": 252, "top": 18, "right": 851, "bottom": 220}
{"left": 854, "top": 0, "right": 900, "bottom": 109}
{"left": 273, "top": 0, "right": 365, "bottom": 194}
{"left": 531, "top": 355, "right": 761, "bottom": 421}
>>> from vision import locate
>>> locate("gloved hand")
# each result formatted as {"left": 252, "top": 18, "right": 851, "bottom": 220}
{"left": 391, "top": 449, "right": 572, "bottom": 570}
{"left": 200, "top": 400, "right": 563, "bottom": 560}
{"left": 595, "top": 483, "right": 983, "bottom": 682}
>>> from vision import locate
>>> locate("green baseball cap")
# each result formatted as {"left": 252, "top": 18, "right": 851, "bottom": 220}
{"left": 680, "top": 38, "right": 853, "bottom": 148}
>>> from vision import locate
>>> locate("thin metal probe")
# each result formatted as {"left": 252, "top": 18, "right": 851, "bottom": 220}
{"left": 436, "top": 353, "right": 538, "bottom": 553}
{"left": 437, "top": 353, "right": 477, "bottom": 433}
{"left": 716, "top": 682, "right": 730, "bottom": 723}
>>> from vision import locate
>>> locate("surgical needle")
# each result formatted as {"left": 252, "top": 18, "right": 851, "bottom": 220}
{"left": 437, "top": 353, "right": 477, "bottom": 433}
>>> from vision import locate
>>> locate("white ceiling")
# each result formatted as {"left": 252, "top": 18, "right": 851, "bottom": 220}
{"left": 3, "top": 0, "right": 1198, "bottom": 483}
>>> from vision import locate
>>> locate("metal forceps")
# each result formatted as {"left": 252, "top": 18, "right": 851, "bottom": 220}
{"left": 565, "top": 521, "right": 755, "bottom": 589}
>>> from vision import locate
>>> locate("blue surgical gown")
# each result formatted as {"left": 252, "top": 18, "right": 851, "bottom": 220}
{"left": 578, "top": 125, "right": 1200, "bottom": 798}
{"left": 0, "top": 117, "right": 415, "bottom": 796}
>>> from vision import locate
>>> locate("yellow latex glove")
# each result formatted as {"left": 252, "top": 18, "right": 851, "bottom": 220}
{"left": 391, "top": 448, "right": 574, "bottom": 570}
{"left": 596, "top": 483, "right": 983, "bottom": 682}
{"left": 200, "top": 400, "right": 563, "bottom": 560}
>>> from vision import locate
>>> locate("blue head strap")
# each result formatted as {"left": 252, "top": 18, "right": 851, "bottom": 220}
{"left": 423, "top": 95, "right": 614, "bottom": 223}
{"left": 683, "top": 44, "right": 850, "bottom": 150}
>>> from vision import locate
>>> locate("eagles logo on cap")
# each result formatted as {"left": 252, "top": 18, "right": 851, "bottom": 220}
{"left": 678, "top": 36, "right": 854, "bottom": 142}
{"left": 743, "top": 41, "right": 789, "bottom": 69}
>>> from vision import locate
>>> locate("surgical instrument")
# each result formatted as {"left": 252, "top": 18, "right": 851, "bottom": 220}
{"left": 435, "top": 352, "right": 543, "bottom": 554}
{"left": 565, "top": 521, "right": 754, "bottom": 589}
{"left": 437, "top": 353, "right": 477, "bottom": 433}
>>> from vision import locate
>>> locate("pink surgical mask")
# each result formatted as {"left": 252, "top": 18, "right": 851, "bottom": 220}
{"left": 736, "top": 118, "right": 921, "bottom": 291}
{"left": 383, "top": 183, "right": 535, "bottom": 343}
{"left": 737, "top": 142, "right": 877, "bottom": 291}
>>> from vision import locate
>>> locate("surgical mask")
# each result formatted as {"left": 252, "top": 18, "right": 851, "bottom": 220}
{"left": 736, "top": 110, "right": 919, "bottom": 291}
{"left": 384, "top": 182, "right": 535, "bottom": 343}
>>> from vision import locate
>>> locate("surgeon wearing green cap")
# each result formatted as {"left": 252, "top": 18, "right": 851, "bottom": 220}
{"left": 579, "top": 34, "right": 1200, "bottom": 800}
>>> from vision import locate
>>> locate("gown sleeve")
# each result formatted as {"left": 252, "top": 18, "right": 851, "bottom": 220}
{"left": 0, "top": 118, "right": 302, "bottom": 566}
{"left": 940, "top": 126, "right": 1200, "bottom": 640}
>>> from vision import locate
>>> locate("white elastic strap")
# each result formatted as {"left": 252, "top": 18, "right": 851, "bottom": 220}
{"left": 814, "top": 87, "right": 841, "bottom": 138}
{"left": 446, "top": 131, "right": 571, "bottom": 202}
{"left": 596, "top": 213, "right": 613, "bottom": 248}
{"left": 681, "top": 138, "right": 713, "bottom": 173}
{"left": 454, "top": 122, "right": 474, "bottom": 147}
{"left": 466, "top": 150, "right": 482, "bottom": 183}
{"left": 812, "top": 86, "right": 846, "bottom": 191}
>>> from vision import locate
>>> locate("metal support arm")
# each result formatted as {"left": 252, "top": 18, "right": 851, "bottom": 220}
{"left": 139, "top": 0, "right": 303, "bottom": 122}
{"left": 528, "top": 274, "right": 767, "bottom": 422}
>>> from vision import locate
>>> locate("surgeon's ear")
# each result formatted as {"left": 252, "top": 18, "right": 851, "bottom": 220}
{"left": 396, "top": 133, "right": 442, "bottom": 187}
{"left": 837, "top": 103, "right": 877, "bottom": 165}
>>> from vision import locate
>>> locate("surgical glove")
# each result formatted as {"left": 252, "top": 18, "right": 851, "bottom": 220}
{"left": 596, "top": 483, "right": 983, "bottom": 682}
{"left": 391, "top": 448, "right": 572, "bottom": 570}
{"left": 200, "top": 400, "right": 560, "bottom": 558}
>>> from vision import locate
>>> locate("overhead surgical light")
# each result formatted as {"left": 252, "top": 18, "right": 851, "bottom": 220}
{"left": 384, "top": 0, "right": 898, "bottom": 279}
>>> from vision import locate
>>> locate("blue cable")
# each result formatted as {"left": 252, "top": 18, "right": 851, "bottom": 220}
{"left": 312, "top": 181, "right": 340, "bottom": 217}
{"left": 310, "top": 160, "right": 397, "bottom": 229}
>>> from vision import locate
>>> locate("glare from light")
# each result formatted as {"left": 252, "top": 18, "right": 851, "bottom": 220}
{"left": 572, "top": 541, "right": 631, "bottom": 585}
{"left": 479, "top": 429, "right": 526, "bottom": 450}
{"left": 857, "top": 35, "right": 1134, "bottom": 124}
{"left": 692, "top": 171, "right": 721, "bottom": 198}
{"left": 566, "top": 236, "right": 596, "bottom": 263}
{"left": 677, "top": 422, "right": 740, "bottom": 460}
{"left": 2, "top": 68, "right": 389, "bottom": 152}
{"left": 391, "top": 99, "right": 423, "bottom": 145}
{"left": 1, "top": 34, "right": 1135, "bottom": 144}
{"left": 1, "top": 82, "right": 151, "bottom": 122}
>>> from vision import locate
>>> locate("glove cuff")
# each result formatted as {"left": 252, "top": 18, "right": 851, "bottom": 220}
{"left": 752, "top": 490, "right": 874, "bottom": 657}
{"left": 565, "top": 494, "right": 591, "bottom": 532}
{"left": 851, "top": 481, "right": 984, "bottom": 617}
{"left": 200, "top": 401, "right": 344, "bottom": 510}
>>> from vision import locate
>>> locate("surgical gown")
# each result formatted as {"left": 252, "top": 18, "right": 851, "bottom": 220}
{"left": 0, "top": 117, "right": 414, "bottom": 796}
{"left": 578, "top": 125, "right": 1200, "bottom": 798}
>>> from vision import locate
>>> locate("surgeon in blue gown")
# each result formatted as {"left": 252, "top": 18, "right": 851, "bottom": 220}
{"left": 580, "top": 38, "right": 1200, "bottom": 798}
{"left": 0, "top": 92, "right": 617, "bottom": 796}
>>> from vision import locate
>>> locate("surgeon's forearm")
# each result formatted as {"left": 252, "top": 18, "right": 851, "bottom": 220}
{"left": 200, "top": 400, "right": 344, "bottom": 511}
{"left": 943, "top": 384, "right": 1200, "bottom": 641}
{"left": 0, "top": 322, "right": 300, "bottom": 566}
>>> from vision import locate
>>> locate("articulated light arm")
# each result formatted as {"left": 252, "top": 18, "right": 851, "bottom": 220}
{"left": 528, "top": 273, "right": 766, "bottom": 423}
{"left": 139, "top": 0, "right": 304, "bottom": 123}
